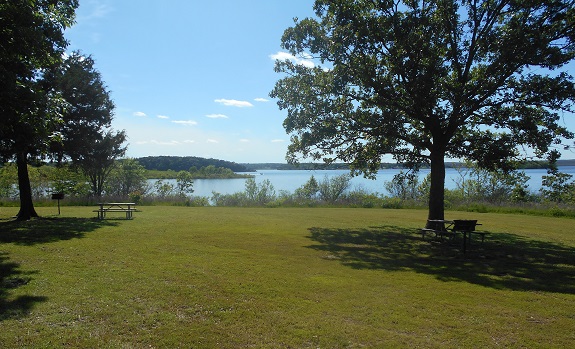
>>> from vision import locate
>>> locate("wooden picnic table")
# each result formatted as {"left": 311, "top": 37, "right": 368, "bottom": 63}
{"left": 94, "top": 202, "right": 138, "bottom": 219}
{"left": 421, "top": 219, "right": 486, "bottom": 254}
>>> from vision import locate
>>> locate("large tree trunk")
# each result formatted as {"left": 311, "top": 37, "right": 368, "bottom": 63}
{"left": 427, "top": 148, "right": 446, "bottom": 225}
{"left": 16, "top": 151, "right": 39, "bottom": 221}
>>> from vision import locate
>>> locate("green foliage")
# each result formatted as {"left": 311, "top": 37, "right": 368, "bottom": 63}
{"left": 211, "top": 191, "right": 248, "bottom": 207}
{"left": 317, "top": 174, "right": 351, "bottom": 203}
{"left": 195, "top": 165, "right": 241, "bottom": 178}
{"left": 0, "top": 0, "right": 79, "bottom": 219}
{"left": 271, "top": 0, "right": 575, "bottom": 220}
{"left": 451, "top": 164, "right": 531, "bottom": 204}
{"left": 105, "top": 159, "right": 148, "bottom": 198}
{"left": 540, "top": 170, "right": 575, "bottom": 203}
{"left": 145, "top": 166, "right": 251, "bottom": 180}
{"left": 49, "top": 165, "right": 91, "bottom": 197}
{"left": 49, "top": 52, "right": 127, "bottom": 200}
{"left": 175, "top": 171, "right": 194, "bottom": 197}
{"left": 244, "top": 178, "right": 276, "bottom": 205}
{"left": 136, "top": 156, "right": 249, "bottom": 172}
{"left": 0, "top": 164, "right": 17, "bottom": 199}
{"left": 384, "top": 171, "right": 430, "bottom": 202}
{"left": 212, "top": 178, "right": 276, "bottom": 206}
{"left": 3, "top": 160, "right": 575, "bottom": 216}
{"left": 294, "top": 175, "right": 319, "bottom": 200}
{"left": 0, "top": 0, "right": 79, "bottom": 160}
{"left": 153, "top": 179, "right": 174, "bottom": 199}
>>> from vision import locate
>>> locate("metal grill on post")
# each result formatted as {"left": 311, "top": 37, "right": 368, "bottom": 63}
{"left": 51, "top": 193, "right": 64, "bottom": 215}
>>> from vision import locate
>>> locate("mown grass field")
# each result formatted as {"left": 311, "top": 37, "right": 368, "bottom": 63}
{"left": 1, "top": 206, "right": 574, "bottom": 348}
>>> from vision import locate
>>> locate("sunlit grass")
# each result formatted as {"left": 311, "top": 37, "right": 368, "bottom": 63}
{"left": 1, "top": 206, "right": 574, "bottom": 348}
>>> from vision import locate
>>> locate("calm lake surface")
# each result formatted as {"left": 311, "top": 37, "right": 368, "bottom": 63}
{"left": 152, "top": 166, "right": 575, "bottom": 198}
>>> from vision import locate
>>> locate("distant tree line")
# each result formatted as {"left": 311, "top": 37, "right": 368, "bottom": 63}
{"left": 137, "top": 156, "right": 250, "bottom": 173}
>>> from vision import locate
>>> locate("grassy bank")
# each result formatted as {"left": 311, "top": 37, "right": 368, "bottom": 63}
{"left": 1, "top": 206, "right": 574, "bottom": 348}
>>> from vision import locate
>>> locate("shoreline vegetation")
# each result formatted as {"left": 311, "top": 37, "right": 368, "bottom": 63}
{"left": 2, "top": 156, "right": 575, "bottom": 219}
{"left": 144, "top": 168, "right": 253, "bottom": 180}
{"left": 138, "top": 157, "right": 575, "bottom": 179}
{"left": 141, "top": 162, "right": 575, "bottom": 180}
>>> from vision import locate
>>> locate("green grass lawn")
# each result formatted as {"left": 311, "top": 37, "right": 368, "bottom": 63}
{"left": 1, "top": 206, "right": 574, "bottom": 348}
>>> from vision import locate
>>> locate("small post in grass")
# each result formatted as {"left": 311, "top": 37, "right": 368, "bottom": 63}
{"left": 51, "top": 193, "right": 64, "bottom": 215}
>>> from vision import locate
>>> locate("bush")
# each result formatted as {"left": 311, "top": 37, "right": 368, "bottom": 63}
{"left": 379, "top": 197, "right": 403, "bottom": 209}
{"left": 245, "top": 178, "right": 276, "bottom": 205}
{"left": 318, "top": 174, "right": 351, "bottom": 203}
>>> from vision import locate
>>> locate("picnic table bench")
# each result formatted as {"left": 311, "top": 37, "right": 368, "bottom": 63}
{"left": 94, "top": 202, "right": 139, "bottom": 219}
{"left": 421, "top": 219, "right": 488, "bottom": 253}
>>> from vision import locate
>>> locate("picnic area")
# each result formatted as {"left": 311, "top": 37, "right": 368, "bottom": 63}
{"left": 1, "top": 206, "right": 574, "bottom": 348}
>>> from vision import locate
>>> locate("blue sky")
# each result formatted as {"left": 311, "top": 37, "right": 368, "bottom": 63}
{"left": 65, "top": 0, "right": 575, "bottom": 164}
{"left": 65, "top": 0, "right": 317, "bottom": 163}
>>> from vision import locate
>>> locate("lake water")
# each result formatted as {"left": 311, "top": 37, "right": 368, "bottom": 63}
{"left": 151, "top": 166, "right": 575, "bottom": 198}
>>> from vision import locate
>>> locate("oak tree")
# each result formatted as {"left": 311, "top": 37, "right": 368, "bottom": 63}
{"left": 271, "top": 0, "right": 575, "bottom": 221}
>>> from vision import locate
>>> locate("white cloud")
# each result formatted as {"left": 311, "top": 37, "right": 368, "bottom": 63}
{"left": 270, "top": 51, "right": 294, "bottom": 61}
{"left": 136, "top": 140, "right": 180, "bottom": 146}
{"left": 133, "top": 111, "right": 147, "bottom": 117}
{"left": 157, "top": 115, "right": 170, "bottom": 119}
{"left": 71, "top": 2, "right": 114, "bottom": 44}
{"left": 153, "top": 140, "right": 180, "bottom": 146}
{"left": 207, "top": 139, "right": 219, "bottom": 143}
{"left": 270, "top": 51, "right": 315, "bottom": 68}
{"left": 206, "top": 114, "right": 229, "bottom": 119}
{"left": 214, "top": 99, "right": 254, "bottom": 108}
{"left": 88, "top": 2, "right": 114, "bottom": 19}
{"left": 172, "top": 120, "right": 198, "bottom": 126}
{"left": 90, "top": 33, "right": 102, "bottom": 44}
{"left": 254, "top": 98, "right": 269, "bottom": 103}
{"left": 183, "top": 140, "right": 196, "bottom": 144}
{"left": 76, "top": 1, "right": 114, "bottom": 22}
{"left": 240, "top": 139, "right": 250, "bottom": 143}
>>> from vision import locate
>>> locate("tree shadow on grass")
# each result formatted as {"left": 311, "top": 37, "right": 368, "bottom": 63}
{"left": 307, "top": 225, "right": 575, "bottom": 294}
{"left": 0, "top": 217, "right": 118, "bottom": 320}
{"left": 0, "top": 252, "right": 47, "bottom": 321}
{"left": 0, "top": 217, "right": 118, "bottom": 245}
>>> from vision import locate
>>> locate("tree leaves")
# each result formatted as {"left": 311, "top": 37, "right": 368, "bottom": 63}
{"left": 271, "top": 0, "right": 575, "bottom": 219}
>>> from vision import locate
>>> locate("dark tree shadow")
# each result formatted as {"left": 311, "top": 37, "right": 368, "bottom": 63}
{"left": 0, "top": 217, "right": 118, "bottom": 320}
{"left": 0, "top": 217, "right": 118, "bottom": 245}
{"left": 308, "top": 225, "right": 575, "bottom": 294}
{"left": 0, "top": 252, "right": 47, "bottom": 321}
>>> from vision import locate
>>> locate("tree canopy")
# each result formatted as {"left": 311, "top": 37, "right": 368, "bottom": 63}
{"left": 51, "top": 52, "right": 119, "bottom": 162}
{"left": 50, "top": 51, "right": 127, "bottom": 197}
{"left": 1, "top": 0, "right": 79, "bottom": 159}
{"left": 271, "top": 0, "right": 575, "bottom": 221}
{"left": 0, "top": 0, "right": 79, "bottom": 220}
{"left": 136, "top": 156, "right": 250, "bottom": 173}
